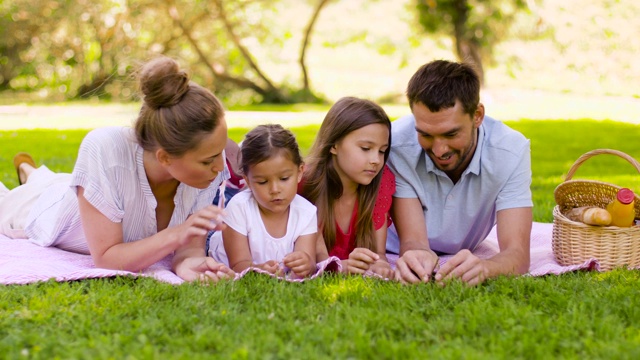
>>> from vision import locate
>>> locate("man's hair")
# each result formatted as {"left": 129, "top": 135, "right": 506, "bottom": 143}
{"left": 406, "top": 60, "right": 480, "bottom": 117}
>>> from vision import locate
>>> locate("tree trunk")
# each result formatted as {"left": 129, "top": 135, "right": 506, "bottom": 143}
{"left": 211, "top": 0, "right": 285, "bottom": 102}
{"left": 299, "top": 0, "right": 331, "bottom": 98}
{"left": 167, "top": 5, "right": 270, "bottom": 96}
{"left": 452, "top": 0, "right": 485, "bottom": 86}
{"left": 455, "top": 39, "right": 484, "bottom": 86}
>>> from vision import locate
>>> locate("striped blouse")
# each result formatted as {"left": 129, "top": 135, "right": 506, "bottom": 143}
{"left": 25, "top": 127, "right": 229, "bottom": 254}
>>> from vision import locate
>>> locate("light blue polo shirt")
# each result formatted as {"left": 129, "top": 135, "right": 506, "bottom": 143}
{"left": 386, "top": 114, "right": 532, "bottom": 254}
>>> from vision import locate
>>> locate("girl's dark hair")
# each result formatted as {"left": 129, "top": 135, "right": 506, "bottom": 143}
{"left": 134, "top": 56, "right": 225, "bottom": 156}
{"left": 301, "top": 97, "right": 391, "bottom": 253}
{"left": 406, "top": 60, "right": 480, "bottom": 117}
{"left": 240, "top": 124, "right": 303, "bottom": 175}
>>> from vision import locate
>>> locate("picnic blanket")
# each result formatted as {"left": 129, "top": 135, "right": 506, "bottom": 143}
{"left": 0, "top": 222, "right": 603, "bottom": 285}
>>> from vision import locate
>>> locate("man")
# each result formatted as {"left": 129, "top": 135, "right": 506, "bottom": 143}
{"left": 387, "top": 60, "right": 532, "bottom": 286}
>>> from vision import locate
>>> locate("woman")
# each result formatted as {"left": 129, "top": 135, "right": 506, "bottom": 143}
{"left": 0, "top": 57, "right": 233, "bottom": 282}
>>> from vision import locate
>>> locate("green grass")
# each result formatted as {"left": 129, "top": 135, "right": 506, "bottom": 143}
{"left": 2, "top": 119, "right": 640, "bottom": 359}
{"left": 2, "top": 271, "right": 640, "bottom": 358}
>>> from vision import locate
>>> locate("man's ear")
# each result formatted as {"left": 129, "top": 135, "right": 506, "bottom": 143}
{"left": 156, "top": 148, "right": 172, "bottom": 167}
{"left": 473, "top": 103, "right": 485, "bottom": 128}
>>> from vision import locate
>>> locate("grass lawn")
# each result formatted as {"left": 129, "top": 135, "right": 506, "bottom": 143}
{"left": 1, "top": 119, "right": 640, "bottom": 358}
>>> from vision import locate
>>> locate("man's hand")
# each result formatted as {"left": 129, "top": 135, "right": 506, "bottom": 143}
{"left": 435, "top": 249, "right": 488, "bottom": 287}
{"left": 395, "top": 249, "right": 439, "bottom": 283}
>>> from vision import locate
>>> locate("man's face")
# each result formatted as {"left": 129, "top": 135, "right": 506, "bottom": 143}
{"left": 412, "top": 101, "right": 484, "bottom": 183}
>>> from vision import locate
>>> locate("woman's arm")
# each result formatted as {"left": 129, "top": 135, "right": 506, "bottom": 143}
{"left": 172, "top": 238, "right": 234, "bottom": 282}
{"left": 78, "top": 187, "right": 226, "bottom": 274}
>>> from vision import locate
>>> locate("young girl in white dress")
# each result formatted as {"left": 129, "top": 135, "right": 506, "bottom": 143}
{"left": 208, "top": 124, "right": 318, "bottom": 278}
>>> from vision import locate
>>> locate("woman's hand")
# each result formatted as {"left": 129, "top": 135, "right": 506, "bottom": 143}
{"left": 344, "top": 248, "right": 379, "bottom": 274}
{"left": 174, "top": 256, "right": 234, "bottom": 282}
{"left": 173, "top": 205, "right": 226, "bottom": 247}
{"left": 283, "top": 251, "right": 315, "bottom": 278}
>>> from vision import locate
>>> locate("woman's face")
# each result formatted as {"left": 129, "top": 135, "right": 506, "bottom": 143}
{"left": 330, "top": 123, "right": 389, "bottom": 190}
{"left": 165, "top": 118, "right": 229, "bottom": 189}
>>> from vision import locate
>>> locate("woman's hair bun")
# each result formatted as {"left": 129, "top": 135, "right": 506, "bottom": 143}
{"left": 139, "top": 56, "right": 190, "bottom": 109}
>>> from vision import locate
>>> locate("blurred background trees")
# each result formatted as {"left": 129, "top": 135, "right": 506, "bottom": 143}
{"left": 0, "top": 0, "right": 535, "bottom": 103}
{"left": 415, "top": 0, "right": 530, "bottom": 85}
{"left": 1, "top": 0, "right": 638, "bottom": 104}
{"left": 0, "top": 0, "right": 337, "bottom": 103}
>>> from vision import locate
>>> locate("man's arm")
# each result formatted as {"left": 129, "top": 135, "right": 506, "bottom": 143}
{"left": 392, "top": 197, "right": 439, "bottom": 283}
{"left": 393, "top": 197, "right": 429, "bottom": 253}
{"left": 489, "top": 206, "right": 531, "bottom": 275}
{"left": 435, "top": 207, "right": 531, "bottom": 285}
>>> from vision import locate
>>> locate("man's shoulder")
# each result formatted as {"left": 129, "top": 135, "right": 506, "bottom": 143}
{"left": 388, "top": 115, "right": 422, "bottom": 169}
{"left": 482, "top": 116, "right": 529, "bottom": 156}
{"left": 390, "top": 114, "right": 418, "bottom": 146}
{"left": 478, "top": 116, "right": 531, "bottom": 179}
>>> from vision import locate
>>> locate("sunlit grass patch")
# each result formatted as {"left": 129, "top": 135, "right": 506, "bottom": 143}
{"left": 319, "top": 276, "right": 375, "bottom": 304}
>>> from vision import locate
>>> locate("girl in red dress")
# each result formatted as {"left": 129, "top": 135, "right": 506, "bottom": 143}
{"left": 300, "top": 97, "right": 395, "bottom": 278}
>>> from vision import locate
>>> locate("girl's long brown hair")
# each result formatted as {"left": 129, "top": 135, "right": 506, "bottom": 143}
{"left": 301, "top": 97, "right": 391, "bottom": 252}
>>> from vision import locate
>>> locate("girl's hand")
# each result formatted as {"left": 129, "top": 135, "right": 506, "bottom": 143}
{"left": 174, "top": 205, "right": 227, "bottom": 247}
{"left": 255, "top": 260, "right": 280, "bottom": 274}
{"left": 345, "top": 248, "right": 379, "bottom": 274}
{"left": 175, "top": 256, "right": 234, "bottom": 282}
{"left": 283, "top": 251, "right": 315, "bottom": 278}
{"left": 369, "top": 259, "right": 394, "bottom": 279}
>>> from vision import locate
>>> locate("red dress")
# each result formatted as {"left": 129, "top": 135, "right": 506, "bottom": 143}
{"left": 328, "top": 166, "right": 395, "bottom": 260}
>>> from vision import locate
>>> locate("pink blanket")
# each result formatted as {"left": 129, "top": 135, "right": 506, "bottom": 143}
{"left": 0, "top": 222, "right": 604, "bottom": 285}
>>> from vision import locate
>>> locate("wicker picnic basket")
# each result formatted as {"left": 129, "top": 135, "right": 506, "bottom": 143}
{"left": 552, "top": 149, "right": 640, "bottom": 270}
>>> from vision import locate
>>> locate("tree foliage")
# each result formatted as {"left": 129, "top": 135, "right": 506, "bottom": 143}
{"left": 414, "top": 0, "right": 529, "bottom": 85}
{"left": 0, "top": 0, "right": 332, "bottom": 103}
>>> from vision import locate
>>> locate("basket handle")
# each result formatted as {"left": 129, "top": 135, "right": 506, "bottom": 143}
{"left": 565, "top": 149, "right": 640, "bottom": 181}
